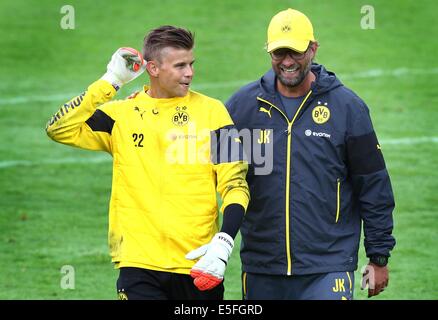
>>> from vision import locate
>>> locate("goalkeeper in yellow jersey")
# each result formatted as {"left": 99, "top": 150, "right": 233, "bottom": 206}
{"left": 46, "top": 25, "right": 250, "bottom": 300}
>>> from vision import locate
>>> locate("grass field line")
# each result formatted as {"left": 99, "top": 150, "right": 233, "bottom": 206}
{"left": 1, "top": 136, "right": 437, "bottom": 169}
{"left": 1, "top": 67, "right": 437, "bottom": 105}
{"left": 0, "top": 154, "right": 112, "bottom": 169}
{"left": 380, "top": 136, "right": 438, "bottom": 145}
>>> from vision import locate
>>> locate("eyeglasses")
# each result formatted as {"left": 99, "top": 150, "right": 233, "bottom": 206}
{"left": 270, "top": 46, "right": 309, "bottom": 61}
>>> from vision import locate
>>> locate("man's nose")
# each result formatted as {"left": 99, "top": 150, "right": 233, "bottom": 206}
{"left": 185, "top": 65, "right": 194, "bottom": 78}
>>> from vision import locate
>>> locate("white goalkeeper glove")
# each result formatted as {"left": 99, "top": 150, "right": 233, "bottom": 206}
{"left": 101, "top": 47, "right": 146, "bottom": 89}
{"left": 185, "top": 232, "right": 234, "bottom": 291}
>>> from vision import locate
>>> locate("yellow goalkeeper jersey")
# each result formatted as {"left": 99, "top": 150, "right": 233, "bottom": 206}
{"left": 46, "top": 79, "right": 250, "bottom": 274}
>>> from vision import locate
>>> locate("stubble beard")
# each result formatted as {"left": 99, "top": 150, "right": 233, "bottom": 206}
{"left": 277, "top": 60, "right": 312, "bottom": 88}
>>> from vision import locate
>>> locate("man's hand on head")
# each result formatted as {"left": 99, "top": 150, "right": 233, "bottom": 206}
{"left": 101, "top": 47, "right": 146, "bottom": 90}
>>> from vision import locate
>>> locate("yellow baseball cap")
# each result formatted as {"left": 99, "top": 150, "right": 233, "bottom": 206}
{"left": 267, "top": 8, "right": 315, "bottom": 53}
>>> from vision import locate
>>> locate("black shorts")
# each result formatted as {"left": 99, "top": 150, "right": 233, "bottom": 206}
{"left": 116, "top": 267, "right": 224, "bottom": 300}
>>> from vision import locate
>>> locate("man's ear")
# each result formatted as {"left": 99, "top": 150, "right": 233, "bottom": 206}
{"left": 146, "top": 60, "right": 159, "bottom": 77}
{"left": 309, "top": 41, "right": 319, "bottom": 58}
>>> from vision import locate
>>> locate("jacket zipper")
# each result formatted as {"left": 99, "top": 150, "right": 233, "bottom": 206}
{"left": 256, "top": 90, "right": 312, "bottom": 275}
{"left": 335, "top": 178, "right": 341, "bottom": 223}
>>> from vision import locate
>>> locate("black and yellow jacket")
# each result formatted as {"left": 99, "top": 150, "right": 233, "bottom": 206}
{"left": 226, "top": 64, "right": 395, "bottom": 276}
{"left": 46, "top": 79, "right": 250, "bottom": 274}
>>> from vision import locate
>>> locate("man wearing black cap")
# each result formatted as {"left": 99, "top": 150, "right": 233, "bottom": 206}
{"left": 226, "top": 8, "right": 396, "bottom": 300}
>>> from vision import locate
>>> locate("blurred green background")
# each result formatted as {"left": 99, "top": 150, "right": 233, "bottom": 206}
{"left": 0, "top": 0, "right": 437, "bottom": 299}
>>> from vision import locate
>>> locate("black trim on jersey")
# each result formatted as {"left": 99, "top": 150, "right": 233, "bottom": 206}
{"left": 85, "top": 109, "right": 115, "bottom": 134}
{"left": 220, "top": 204, "right": 245, "bottom": 239}
{"left": 211, "top": 124, "right": 245, "bottom": 164}
{"left": 347, "top": 131, "right": 386, "bottom": 175}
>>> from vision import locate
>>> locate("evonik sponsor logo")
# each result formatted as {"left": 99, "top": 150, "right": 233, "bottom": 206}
{"left": 304, "top": 129, "right": 331, "bottom": 138}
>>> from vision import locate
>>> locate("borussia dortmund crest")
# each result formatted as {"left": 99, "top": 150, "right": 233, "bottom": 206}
{"left": 312, "top": 101, "right": 330, "bottom": 124}
{"left": 172, "top": 110, "right": 190, "bottom": 126}
{"left": 282, "top": 25, "right": 291, "bottom": 32}
{"left": 118, "top": 290, "right": 128, "bottom": 300}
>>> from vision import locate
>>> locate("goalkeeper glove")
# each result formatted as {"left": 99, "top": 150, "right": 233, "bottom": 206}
{"left": 185, "top": 232, "right": 234, "bottom": 291}
{"left": 101, "top": 47, "right": 146, "bottom": 89}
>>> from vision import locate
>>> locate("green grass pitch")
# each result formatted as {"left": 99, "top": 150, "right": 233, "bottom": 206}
{"left": 0, "top": 0, "right": 437, "bottom": 299}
